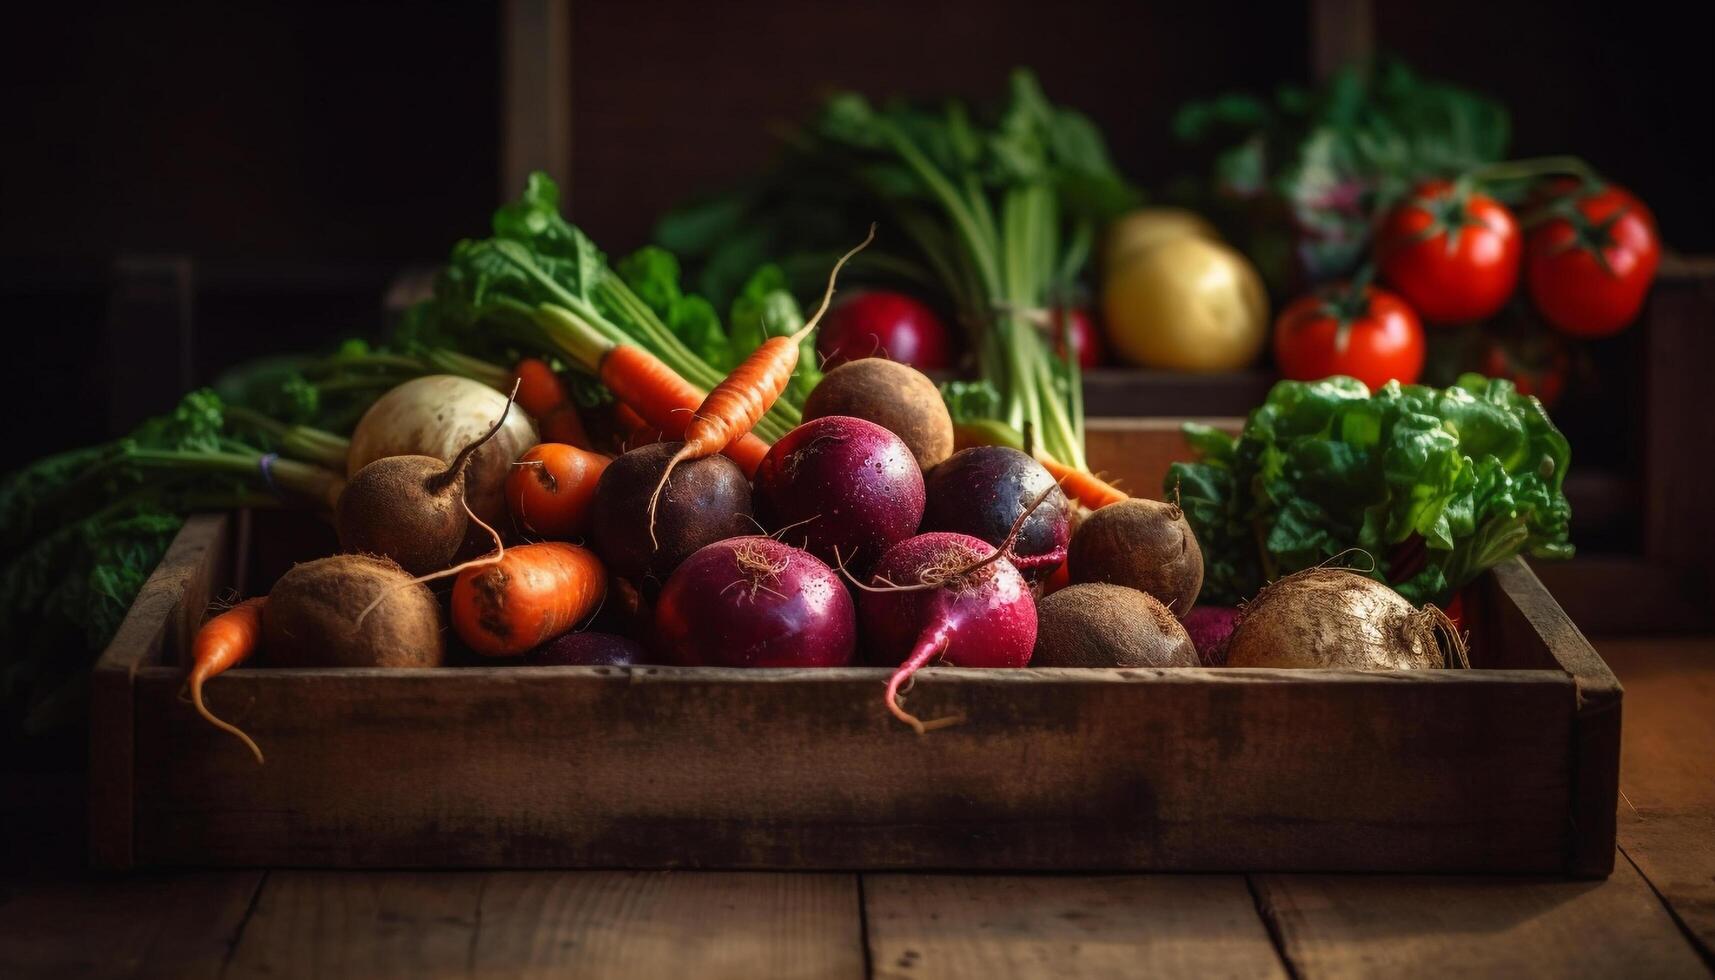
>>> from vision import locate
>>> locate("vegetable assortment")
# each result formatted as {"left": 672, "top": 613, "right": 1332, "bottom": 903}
{"left": 1, "top": 64, "right": 1602, "bottom": 751}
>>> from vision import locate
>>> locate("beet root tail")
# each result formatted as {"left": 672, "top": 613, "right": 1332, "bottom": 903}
{"left": 884, "top": 629, "right": 965, "bottom": 735}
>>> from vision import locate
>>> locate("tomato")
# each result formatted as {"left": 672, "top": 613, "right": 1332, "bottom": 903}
{"left": 1376, "top": 180, "right": 1521, "bottom": 325}
{"left": 1476, "top": 329, "right": 1572, "bottom": 408}
{"left": 815, "top": 291, "right": 955, "bottom": 371}
{"left": 1102, "top": 237, "right": 1269, "bottom": 371}
{"left": 1524, "top": 183, "right": 1660, "bottom": 337}
{"left": 1048, "top": 307, "right": 1104, "bottom": 369}
{"left": 1273, "top": 284, "right": 1425, "bottom": 391}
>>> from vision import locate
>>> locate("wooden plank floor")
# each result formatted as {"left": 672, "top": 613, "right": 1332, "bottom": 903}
{"left": 2, "top": 636, "right": 1711, "bottom": 979}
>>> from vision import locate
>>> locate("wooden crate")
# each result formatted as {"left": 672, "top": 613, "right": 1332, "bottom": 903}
{"left": 89, "top": 421, "right": 1620, "bottom": 876}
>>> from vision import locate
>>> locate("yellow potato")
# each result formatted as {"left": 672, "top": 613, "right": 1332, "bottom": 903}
{"left": 1101, "top": 237, "right": 1269, "bottom": 372}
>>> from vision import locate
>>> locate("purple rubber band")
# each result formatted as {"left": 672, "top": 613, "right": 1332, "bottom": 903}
{"left": 258, "top": 452, "right": 280, "bottom": 494}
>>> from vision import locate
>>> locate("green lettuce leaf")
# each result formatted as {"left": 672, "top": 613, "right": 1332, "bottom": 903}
{"left": 1171, "top": 375, "right": 1573, "bottom": 605}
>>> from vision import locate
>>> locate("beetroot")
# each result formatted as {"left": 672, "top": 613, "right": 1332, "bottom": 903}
{"left": 653, "top": 537, "right": 856, "bottom": 668}
{"left": 920, "top": 446, "right": 1069, "bottom": 581}
{"left": 530, "top": 632, "right": 647, "bottom": 667}
{"left": 753, "top": 416, "right": 925, "bottom": 577}
{"left": 858, "top": 532, "right": 1037, "bottom": 732}
{"left": 815, "top": 291, "right": 954, "bottom": 371}
{"left": 1179, "top": 605, "right": 1240, "bottom": 667}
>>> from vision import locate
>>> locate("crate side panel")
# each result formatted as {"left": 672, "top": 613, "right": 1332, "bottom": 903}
{"left": 132, "top": 668, "right": 1576, "bottom": 872}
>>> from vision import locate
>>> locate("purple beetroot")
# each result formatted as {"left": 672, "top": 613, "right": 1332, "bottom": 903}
{"left": 858, "top": 532, "right": 1038, "bottom": 732}
{"left": 652, "top": 536, "right": 856, "bottom": 668}
{"left": 920, "top": 446, "right": 1070, "bottom": 581}
{"left": 752, "top": 415, "right": 925, "bottom": 577}
{"left": 1180, "top": 605, "right": 1241, "bottom": 667}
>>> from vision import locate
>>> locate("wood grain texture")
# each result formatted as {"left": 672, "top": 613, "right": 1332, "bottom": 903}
{"left": 88, "top": 512, "right": 229, "bottom": 870}
{"left": 1081, "top": 372, "right": 1273, "bottom": 419}
{"left": 1608, "top": 636, "right": 1715, "bottom": 963}
{"left": 1644, "top": 260, "right": 1715, "bottom": 616}
{"left": 130, "top": 662, "right": 1576, "bottom": 871}
{"left": 1491, "top": 560, "right": 1623, "bottom": 877}
{"left": 863, "top": 874, "right": 1286, "bottom": 980}
{"left": 1084, "top": 417, "right": 1242, "bottom": 498}
{"left": 226, "top": 872, "right": 484, "bottom": 979}
{"left": 0, "top": 871, "right": 261, "bottom": 980}
{"left": 471, "top": 872, "right": 862, "bottom": 979}
{"left": 1252, "top": 863, "right": 1708, "bottom": 979}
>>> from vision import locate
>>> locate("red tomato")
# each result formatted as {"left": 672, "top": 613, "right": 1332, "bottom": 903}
{"left": 1524, "top": 183, "right": 1660, "bottom": 337}
{"left": 1477, "top": 332, "right": 1571, "bottom": 408}
{"left": 1273, "top": 284, "right": 1425, "bottom": 391}
{"left": 1048, "top": 307, "right": 1104, "bottom": 368}
{"left": 815, "top": 291, "right": 954, "bottom": 370}
{"left": 1376, "top": 180, "right": 1521, "bottom": 325}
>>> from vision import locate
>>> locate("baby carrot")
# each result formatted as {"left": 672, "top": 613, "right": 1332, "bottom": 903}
{"left": 1036, "top": 456, "right": 1128, "bottom": 510}
{"left": 451, "top": 542, "right": 607, "bottom": 657}
{"left": 513, "top": 358, "right": 591, "bottom": 449}
{"left": 645, "top": 227, "right": 875, "bottom": 541}
{"left": 506, "top": 443, "right": 610, "bottom": 539}
{"left": 186, "top": 597, "right": 267, "bottom": 764}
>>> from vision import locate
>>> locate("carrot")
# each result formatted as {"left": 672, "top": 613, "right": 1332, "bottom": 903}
{"left": 1036, "top": 456, "right": 1129, "bottom": 510}
{"left": 599, "top": 345, "right": 769, "bottom": 472}
{"left": 513, "top": 358, "right": 591, "bottom": 449}
{"left": 610, "top": 401, "right": 664, "bottom": 451}
{"left": 451, "top": 542, "right": 607, "bottom": 657}
{"left": 645, "top": 226, "right": 875, "bottom": 543}
{"left": 186, "top": 597, "right": 267, "bottom": 764}
{"left": 506, "top": 442, "right": 610, "bottom": 539}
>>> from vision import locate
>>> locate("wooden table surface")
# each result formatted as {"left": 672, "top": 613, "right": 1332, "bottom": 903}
{"left": 3, "top": 636, "right": 1711, "bottom": 979}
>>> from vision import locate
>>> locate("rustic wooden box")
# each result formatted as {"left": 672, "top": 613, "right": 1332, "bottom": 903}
{"left": 89, "top": 420, "right": 1621, "bottom": 876}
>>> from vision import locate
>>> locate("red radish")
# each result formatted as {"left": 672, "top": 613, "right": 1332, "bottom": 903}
{"left": 753, "top": 416, "right": 926, "bottom": 577}
{"left": 654, "top": 537, "right": 856, "bottom": 667}
{"left": 530, "top": 631, "right": 647, "bottom": 666}
{"left": 1180, "top": 605, "right": 1240, "bottom": 667}
{"left": 1050, "top": 307, "right": 1104, "bottom": 369}
{"left": 858, "top": 532, "right": 1037, "bottom": 733}
{"left": 815, "top": 291, "right": 954, "bottom": 371}
{"left": 921, "top": 446, "right": 1069, "bottom": 582}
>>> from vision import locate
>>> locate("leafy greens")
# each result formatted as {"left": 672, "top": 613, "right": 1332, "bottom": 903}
{"left": 1169, "top": 374, "right": 1572, "bottom": 606}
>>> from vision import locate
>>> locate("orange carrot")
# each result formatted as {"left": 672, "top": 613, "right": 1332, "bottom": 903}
{"left": 186, "top": 597, "right": 267, "bottom": 764}
{"left": 1036, "top": 456, "right": 1128, "bottom": 510}
{"left": 451, "top": 542, "right": 607, "bottom": 657}
{"left": 645, "top": 227, "right": 875, "bottom": 542}
{"left": 599, "top": 345, "right": 768, "bottom": 471}
{"left": 610, "top": 401, "right": 664, "bottom": 451}
{"left": 513, "top": 358, "right": 591, "bottom": 449}
{"left": 506, "top": 443, "right": 610, "bottom": 539}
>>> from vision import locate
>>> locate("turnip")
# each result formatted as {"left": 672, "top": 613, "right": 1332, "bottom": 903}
{"left": 802, "top": 358, "right": 954, "bottom": 470}
{"left": 753, "top": 416, "right": 925, "bottom": 577}
{"left": 347, "top": 375, "right": 539, "bottom": 530}
{"left": 1225, "top": 568, "right": 1467, "bottom": 670}
{"left": 1032, "top": 583, "right": 1197, "bottom": 668}
{"left": 262, "top": 554, "right": 445, "bottom": 668}
{"left": 654, "top": 536, "right": 856, "bottom": 668}
{"left": 858, "top": 532, "right": 1037, "bottom": 733}
{"left": 590, "top": 441, "right": 753, "bottom": 593}
{"left": 1068, "top": 497, "right": 1203, "bottom": 613}
{"left": 336, "top": 385, "right": 517, "bottom": 576}
{"left": 921, "top": 446, "right": 1069, "bottom": 581}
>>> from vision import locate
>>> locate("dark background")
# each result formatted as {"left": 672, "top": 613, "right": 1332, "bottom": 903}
{"left": 0, "top": 0, "right": 1704, "bottom": 465}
